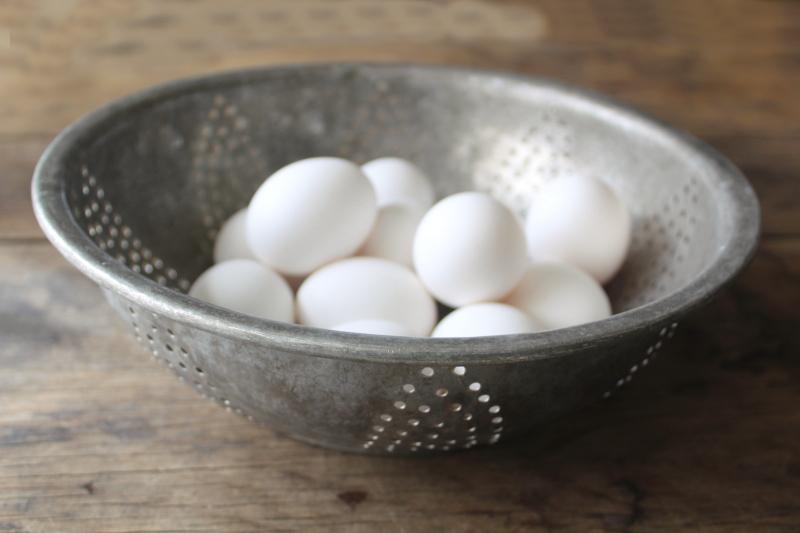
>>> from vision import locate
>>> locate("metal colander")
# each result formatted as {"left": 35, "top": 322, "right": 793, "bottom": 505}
{"left": 32, "top": 64, "right": 759, "bottom": 455}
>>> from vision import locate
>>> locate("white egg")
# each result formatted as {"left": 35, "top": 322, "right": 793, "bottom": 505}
{"left": 297, "top": 257, "right": 436, "bottom": 337}
{"left": 189, "top": 259, "right": 293, "bottom": 322}
{"left": 361, "top": 157, "right": 435, "bottom": 210}
{"left": 332, "top": 319, "right": 412, "bottom": 336}
{"left": 431, "top": 303, "right": 541, "bottom": 338}
{"left": 247, "top": 157, "right": 377, "bottom": 276}
{"left": 524, "top": 175, "right": 631, "bottom": 284}
{"left": 213, "top": 208, "right": 257, "bottom": 263}
{"left": 359, "top": 203, "right": 423, "bottom": 268}
{"left": 413, "top": 192, "right": 528, "bottom": 307}
{"left": 506, "top": 260, "right": 611, "bottom": 330}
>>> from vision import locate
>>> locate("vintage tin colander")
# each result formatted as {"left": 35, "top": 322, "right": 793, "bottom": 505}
{"left": 32, "top": 64, "right": 759, "bottom": 454}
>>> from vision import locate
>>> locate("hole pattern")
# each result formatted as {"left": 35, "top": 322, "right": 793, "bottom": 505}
{"left": 472, "top": 109, "right": 706, "bottom": 314}
{"left": 476, "top": 113, "right": 574, "bottom": 214}
{"left": 602, "top": 322, "right": 678, "bottom": 399}
{"left": 190, "top": 94, "right": 269, "bottom": 247}
{"left": 126, "top": 304, "right": 247, "bottom": 416}
{"left": 75, "top": 166, "right": 192, "bottom": 292}
{"left": 610, "top": 176, "right": 703, "bottom": 310}
{"left": 362, "top": 365, "right": 504, "bottom": 452}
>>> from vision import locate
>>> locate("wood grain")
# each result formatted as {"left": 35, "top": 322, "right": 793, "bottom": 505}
{"left": 1, "top": 0, "right": 799, "bottom": 531}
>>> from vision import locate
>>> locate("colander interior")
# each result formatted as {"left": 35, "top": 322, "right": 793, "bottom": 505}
{"left": 61, "top": 66, "right": 722, "bottom": 314}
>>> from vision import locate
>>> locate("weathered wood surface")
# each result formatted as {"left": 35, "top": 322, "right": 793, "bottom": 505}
{"left": 1, "top": 1, "right": 799, "bottom": 531}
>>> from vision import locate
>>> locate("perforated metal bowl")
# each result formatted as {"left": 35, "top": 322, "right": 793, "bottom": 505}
{"left": 32, "top": 64, "right": 759, "bottom": 455}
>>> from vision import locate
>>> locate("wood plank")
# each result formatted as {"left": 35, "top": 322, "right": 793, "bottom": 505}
{"left": 2, "top": 1, "right": 799, "bottom": 138}
{"left": 0, "top": 239, "right": 798, "bottom": 532}
{"left": 0, "top": 136, "right": 49, "bottom": 240}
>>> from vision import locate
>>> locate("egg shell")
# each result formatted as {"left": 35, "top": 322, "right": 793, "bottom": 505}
{"left": 297, "top": 257, "right": 436, "bottom": 337}
{"left": 413, "top": 192, "right": 528, "bottom": 307}
{"left": 361, "top": 157, "right": 435, "bottom": 210}
{"left": 189, "top": 259, "right": 294, "bottom": 322}
{"left": 431, "top": 303, "right": 541, "bottom": 338}
{"left": 524, "top": 175, "right": 631, "bottom": 284}
{"left": 247, "top": 157, "right": 377, "bottom": 276}
{"left": 213, "top": 208, "right": 257, "bottom": 263}
{"left": 333, "top": 319, "right": 413, "bottom": 336}
{"left": 506, "top": 260, "right": 611, "bottom": 330}
{"left": 359, "top": 203, "right": 423, "bottom": 268}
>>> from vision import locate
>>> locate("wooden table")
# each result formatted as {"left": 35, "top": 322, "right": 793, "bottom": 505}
{"left": 2, "top": 1, "right": 799, "bottom": 531}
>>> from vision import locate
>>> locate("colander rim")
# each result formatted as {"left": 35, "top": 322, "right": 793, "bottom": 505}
{"left": 32, "top": 62, "right": 760, "bottom": 364}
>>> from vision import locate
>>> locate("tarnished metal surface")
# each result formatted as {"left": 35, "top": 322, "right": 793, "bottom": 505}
{"left": 32, "top": 64, "right": 759, "bottom": 454}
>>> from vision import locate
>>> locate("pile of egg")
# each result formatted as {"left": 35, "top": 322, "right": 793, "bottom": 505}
{"left": 190, "top": 157, "right": 630, "bottom": 337}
